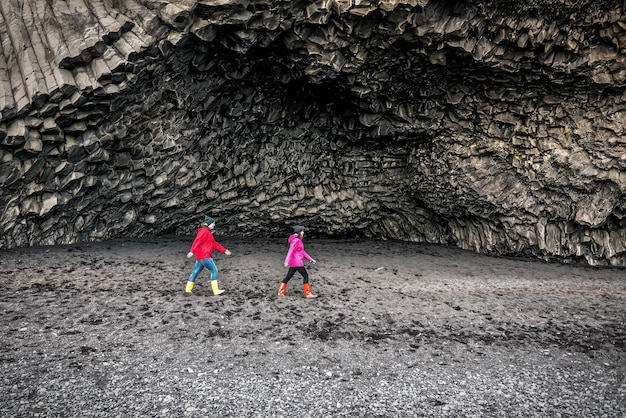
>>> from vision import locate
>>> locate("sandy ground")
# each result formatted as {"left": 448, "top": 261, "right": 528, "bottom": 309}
{"left": 0, "top": 235, "right": 625, "bottom": 417}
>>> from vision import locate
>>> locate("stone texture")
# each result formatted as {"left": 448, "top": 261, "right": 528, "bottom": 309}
{"left": 0, "top": 0, "right": 625, "bottom": 266}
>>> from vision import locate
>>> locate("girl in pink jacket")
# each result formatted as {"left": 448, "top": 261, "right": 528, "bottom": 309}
{"left": 278, "top": 225, "right": 318, "bottom": 298}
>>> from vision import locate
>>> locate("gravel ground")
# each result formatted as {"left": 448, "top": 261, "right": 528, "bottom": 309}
{"left": 1, "top": 236, "right": 624, "bottom": 417}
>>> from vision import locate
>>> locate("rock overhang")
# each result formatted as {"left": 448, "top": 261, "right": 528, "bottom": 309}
{"left": 0, "top": 0, "right": 625, "bottom": 266}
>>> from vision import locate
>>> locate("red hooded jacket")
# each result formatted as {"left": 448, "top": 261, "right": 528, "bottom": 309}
{"left": 189, "top": 227, "right": 227, "bottom": 260}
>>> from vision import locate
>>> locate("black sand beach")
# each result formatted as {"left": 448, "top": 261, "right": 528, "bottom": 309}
{"left": 1, "top": 236, "right": 624, "bottom": 417}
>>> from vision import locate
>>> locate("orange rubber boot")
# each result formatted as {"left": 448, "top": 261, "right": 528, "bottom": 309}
{"left": 278, "top": 282, "right": 287, "bottom": 297}
{"left": 303, "top": 283, "right": 318, "bottom": 299}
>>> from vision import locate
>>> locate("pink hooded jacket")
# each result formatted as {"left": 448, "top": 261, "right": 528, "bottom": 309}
{"left": 284, "top": 234, "right": 314, "bottom": 267}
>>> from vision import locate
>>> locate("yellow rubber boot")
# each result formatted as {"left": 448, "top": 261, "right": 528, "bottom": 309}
{"left": 185, "top": 281, "right": 194, "bottom": 294}
{"left": 211, "top": 280, "right": 225, "bottom": 296}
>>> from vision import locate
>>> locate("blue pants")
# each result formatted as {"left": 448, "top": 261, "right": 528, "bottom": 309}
{"left": 188, "top": 258, "right": 218, "bottom": 283}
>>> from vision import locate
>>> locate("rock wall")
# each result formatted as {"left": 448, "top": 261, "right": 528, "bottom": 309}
{"left": 1, "top": 0, "right": 625, "bottom": 266}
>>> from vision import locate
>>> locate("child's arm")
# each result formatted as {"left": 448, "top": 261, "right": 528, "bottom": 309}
{"left": 187, "top": 230, "right": 203, "bottom": 257}
{"left": 284, "top": 240, "right": 296, "bottom": 266}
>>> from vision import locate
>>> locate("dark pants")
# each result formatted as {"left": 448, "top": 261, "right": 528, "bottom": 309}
{"left": 282, "top": 267, "right": 309, "bottom": 284}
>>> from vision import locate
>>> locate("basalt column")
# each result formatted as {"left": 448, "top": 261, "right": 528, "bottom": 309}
{"left": 1, "top": 0, "right": 625, "bottom": 266}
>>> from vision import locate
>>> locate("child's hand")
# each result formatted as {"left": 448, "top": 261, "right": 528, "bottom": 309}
{"left": 186, "top": 252, "right": 193, "bottom": 259}
{"left": 225, "top": 250, "right": 232, "bottom": 256}
{"left": 284, "top": 262, "right": 288, "bottom": 267}
{"left": 310, "top": 259, "right": 316, "bottom": 264}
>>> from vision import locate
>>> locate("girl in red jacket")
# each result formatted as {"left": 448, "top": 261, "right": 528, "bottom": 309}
{"left": 185, "top": 216, "right": 231, "bottom": 295}
{"left": 278, "top": 225, "right": 318, "bottom": 298}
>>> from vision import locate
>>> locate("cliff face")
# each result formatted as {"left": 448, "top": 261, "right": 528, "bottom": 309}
{"left": 1, "top": 0, "right": 625, "bottom": 265}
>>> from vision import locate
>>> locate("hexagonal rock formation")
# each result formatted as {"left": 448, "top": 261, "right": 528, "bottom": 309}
{"left": 0, "top": 0, "right": 625, "bottom": 266}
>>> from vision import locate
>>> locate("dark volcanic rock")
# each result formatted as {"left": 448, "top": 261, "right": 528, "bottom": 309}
{"left": 0, "top": 0, "right": 625, "bottom": 266}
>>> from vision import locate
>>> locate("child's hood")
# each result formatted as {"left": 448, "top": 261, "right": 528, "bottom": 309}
{"left": 288, "top": 234, "right": 299, "bottom": 244}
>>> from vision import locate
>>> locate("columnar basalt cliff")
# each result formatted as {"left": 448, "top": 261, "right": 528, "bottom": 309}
{"left": 1, "top": 0, "right": 625, "bottom": 265}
